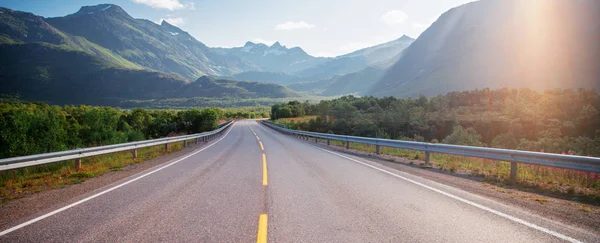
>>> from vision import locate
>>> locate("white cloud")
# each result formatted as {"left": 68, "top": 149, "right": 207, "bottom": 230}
{"left": 253, "top": 38, "right": 276, "bottom": 46}
{"left": 380, "top": 10, "right": 408, "bottom": 25}
{"left": 158, "top": 17, "right": 185, "bottom": 26}
{"left": 133, "top": 0, "right": 195, "bottom": 11}
{"left": 274, "top": 21, "right": 315, "bottom": 31}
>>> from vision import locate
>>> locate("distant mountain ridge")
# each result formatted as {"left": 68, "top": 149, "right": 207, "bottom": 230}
{"left": 212, "top": 41, "right": 330, "bottom": 74}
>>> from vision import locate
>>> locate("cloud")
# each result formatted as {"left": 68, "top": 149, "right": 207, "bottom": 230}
{"left": 133, "top": 0, "right": 195, "bottom": 11}
{"left": 274, "top": 21, "right": 315, "bottom": 31}
{"left": 158, "top": 17, "right": 185, "bottom": 26}
{"left": 380, "top": 10, "right": 408, "bottom": 25}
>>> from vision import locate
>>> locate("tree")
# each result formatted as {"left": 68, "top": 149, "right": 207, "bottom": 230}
{"left": 442, "top": 126, "right": 485, "bottom": 146}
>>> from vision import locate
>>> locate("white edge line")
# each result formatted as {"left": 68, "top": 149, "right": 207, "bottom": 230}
{"left": 301, "top": 139, "right": 581, "bottom": 243}
{"left": 0, "top": 122, "right": 236, "bottom": 237}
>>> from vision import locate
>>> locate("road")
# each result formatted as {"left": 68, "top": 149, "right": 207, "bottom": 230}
{"left": 0, "top": 120, "right": 597, "bottom": 242}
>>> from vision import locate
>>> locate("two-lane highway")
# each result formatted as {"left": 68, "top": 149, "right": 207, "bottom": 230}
{"left": 1, "top": 120, "right": 597, "bottom": 242}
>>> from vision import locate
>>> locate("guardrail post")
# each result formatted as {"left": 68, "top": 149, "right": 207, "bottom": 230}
{"left": 165, "top": 143, "right": 169, "bottom": 151}
{"left": 195, "top": 138, "right": 198, "bottom": 144}
{"left": 315, "top": 137, "right": 318, "bottom": 143}
{"left": 376, "top": 145, "right": 380, "bottom": 154}
{"left": 510, "top": 162, "right": 518, "bottom": 183}
{"left": 183, "top": 140, "right": 187, "bottom": 148}
{"left": 327, "top": 138, "right": 330, "bottom": 145}
{"left": 132, "top": 149, "right": 138, "bottom": 159}
{"left": 346, "top": 141, "right": 350, "bottom": 149}
{"left": 75, "top": 158, "right": 82, "bottom": 171}
{"left": 425, "top": 151, "right": 430, "bottom": 164}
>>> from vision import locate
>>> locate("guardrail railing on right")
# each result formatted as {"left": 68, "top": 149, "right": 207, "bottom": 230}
{"left": 261, "top": 121, "right": 600, "bottom": 182}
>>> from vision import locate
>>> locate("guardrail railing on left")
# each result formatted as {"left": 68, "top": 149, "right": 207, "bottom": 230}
{"left": 261, "top": 120, "right": 600, "bottom": 182}
{"left": 0, "top": 121, "right": 234, "bottom": 172}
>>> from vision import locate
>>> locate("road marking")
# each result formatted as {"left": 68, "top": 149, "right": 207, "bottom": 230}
{"left": 262, "top": 153, "right": 268, "bottom": 186}
{"left": 252, "top": 123, "right": 269, "bottom": 242}
{"left": 256, "top": 214, "right": 268, "bottom": 243}
{"left": 0, "top": 123, "right": 236, "bottom": 237}
{"left": 308, "top": 144, "right": 581, "bottom": 243}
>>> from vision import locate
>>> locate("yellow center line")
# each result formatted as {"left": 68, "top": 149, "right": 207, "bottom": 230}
{"left": 262, "top": 153, "right": 268, "bottom": 186}
{"left": 256, "top": 214, "right": 268, "bottom": 243}
{"left": 259, "top": 141, "right": 264, "bottom": 151}
{"left": 256, "top": 135, "right": 261, "bottom": 141}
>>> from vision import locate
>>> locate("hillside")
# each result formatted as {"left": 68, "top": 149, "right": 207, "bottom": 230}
{"left": 0, "top": 7, "right": 142, "bottom": 69}
{"left": 368, "top": 0, "right": 600, "bottom": 97}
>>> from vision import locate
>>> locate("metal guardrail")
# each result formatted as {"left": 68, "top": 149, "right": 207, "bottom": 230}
{"left": 262, "top": 121, "right": 600, "bottom": 181}
{"left": 0, "top": 121, "right": 235, "bottom": 172}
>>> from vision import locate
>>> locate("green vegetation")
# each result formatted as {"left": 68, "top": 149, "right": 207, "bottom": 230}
{"left": 0, "top": 101, "right": 265, "bottom": 202}
{"left": 0, "top": 101, "right": 262, "bottom": 159}
{"left": 272, "top": 88, "right": 600, "bottom": 202}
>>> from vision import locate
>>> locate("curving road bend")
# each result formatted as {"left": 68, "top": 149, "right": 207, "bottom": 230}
{"left": 0, "top": 120, "right": 597, "bottom": 242}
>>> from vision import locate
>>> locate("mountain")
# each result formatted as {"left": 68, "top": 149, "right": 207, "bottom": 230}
{"left": 0, "top": 42, "right": 300, "bottom": 105}
{"left": 0, "top": 6, "right": 142, "bottom": 69}
{"left": 368, "top": 0, "right": 600, "bottom": 97}
{"left": 212, "top": 41, "right": 329, "bottom": 74}
{"left": 45, "top": 4, "right": 256, "bottom": 79}
{"left": 0, "top": 6, "right": 300, "bottom": 105}
{"left": 294, "top": 35, "right": 414, "bottom": 80}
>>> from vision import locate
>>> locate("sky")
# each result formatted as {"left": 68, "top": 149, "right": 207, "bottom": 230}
{"left": 0, "top": 0, "right": 476, "bottom": 57}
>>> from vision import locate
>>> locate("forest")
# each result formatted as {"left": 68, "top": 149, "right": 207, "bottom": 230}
{"left": 272, "top": 88, "right": 600, "bottom": 156}
{"left": 0, "top": 101, "right": 265, "bottom": 159}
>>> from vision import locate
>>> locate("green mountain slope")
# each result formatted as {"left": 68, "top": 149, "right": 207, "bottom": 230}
{"left": 0, "top": 7, "right": 142, "bottom": 69}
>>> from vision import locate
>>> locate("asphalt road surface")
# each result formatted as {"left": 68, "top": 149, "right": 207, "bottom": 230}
{"left": 1, "top": 120, "right": 597, "bottom": 242}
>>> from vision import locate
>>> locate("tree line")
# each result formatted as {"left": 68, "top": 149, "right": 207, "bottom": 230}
{"left": 0, "top": 101, "right": 259, "bottom": 159}
{"left": 272, "top": 88, "right": 600, "bottom": 156}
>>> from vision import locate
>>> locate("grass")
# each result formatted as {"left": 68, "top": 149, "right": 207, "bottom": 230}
{"left": 323, "top": 139, "right": 600, "bottom": 204}
{"left": 0, "top": 141, "right": 187, "bottom": 204}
